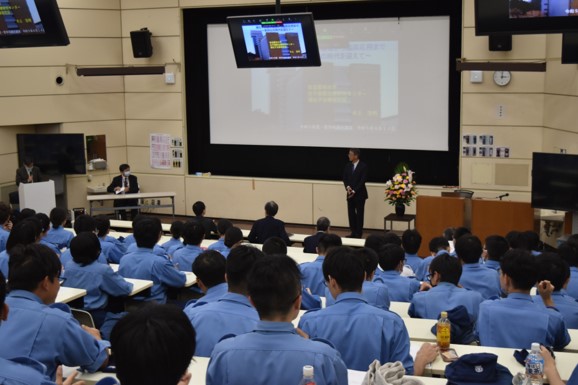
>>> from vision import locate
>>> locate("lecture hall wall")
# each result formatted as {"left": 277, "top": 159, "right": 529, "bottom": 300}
{"left": 0, "top": 0, "right": 577, "bottom": 232}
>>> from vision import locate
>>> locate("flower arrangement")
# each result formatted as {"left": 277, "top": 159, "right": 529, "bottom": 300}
{"left": 384, "top": 163, "right": 417, "bottom": 206}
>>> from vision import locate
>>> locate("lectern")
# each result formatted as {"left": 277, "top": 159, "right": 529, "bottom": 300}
{"left": 18, "top": 181, "right": 56, "bottom": 214}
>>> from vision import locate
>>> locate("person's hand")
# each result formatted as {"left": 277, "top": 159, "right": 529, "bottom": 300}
{"left": 55, "top": 366, "right": 86, "bottom": 385}
{"left": 537, "top": 280, "right": 555, "bottom": 307}
{"left": 81, "top": 324, "right": 102, "bottom": 340}
{"left": 419, "top": 282, "right": 432, "bottom": 291}
{"left": 413, "top": 343, "right": 439, "bottom": 376}
{"left": 295, "top": 327, "right": 309, "bottom": 339}
{"left": 3, "top": 220, "right": 12, "bottom": 231}
{"left": 177, "top": 372, "right": 192, "bottom": 385}
{"left": 540, "top": 345, "right": 564, "bottom": 385}
{"left": 114, "top": 187, "right": 120, "bottom": 192}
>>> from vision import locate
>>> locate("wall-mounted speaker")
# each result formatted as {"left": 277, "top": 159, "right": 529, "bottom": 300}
{"left": 488, "top": 34, "right": 512, "bottom": 52}
{"left": 130, "top": 28, "right": 153, "bottom": 58}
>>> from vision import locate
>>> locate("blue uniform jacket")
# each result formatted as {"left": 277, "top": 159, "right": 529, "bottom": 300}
{"left": 207, "top": 238, "right": 229, "bottom": 255}
{"left": 43, "top": 226, "right": 74, "bottom": 250}
{"left": 0, "top": 356, "right": 56, "bottom": 385}
{"left": 409, "top": 282, "right": 484, "bottom": 320}
{"left": 187, "top": 282, "right": 228, "bottom": 308}
{"left": 300, "top": 256, "right": 326, "bottom": 296}
{"left": 60, "top": 249, "right": 108, "bottom": 267}
{"left": 459, "top": 263, "right": 501, "bottom": 299}
{"left": 405, "top": 253, "right": 426, "bottom": 280}
{"left": 173, "top": 245, "right": 203, "bottom": 272}
{"left": 567, "top": 267, "right": 578, "bottom": 300}
{"left": 534, "top": 290, "right": 578, "bottom": 329}
{"left": 0, "top": 228, "right": 9, "bottom": 253}
{"left": 325, "top": 281, "right": 390, "bottom": 311}
{"left": 374, "top": 270, "right": 420, "bottom": 302}
{"left": 161, "top": 237, "right": 182, "bottom": 253}
{"left": 99, "top": 238, "right": 124, "bottom": 264}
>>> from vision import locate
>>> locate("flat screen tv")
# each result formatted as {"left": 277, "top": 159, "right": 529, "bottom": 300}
{"left": 227, "top": 12, "right": 321, "bottom": 68}
{"left": 17, "top": 134, "right": 86, "bottom": 175}
{"left": 475, "top": 0, "right": 578, "bottom": 35}
{"left": 0, "top": 0, "right": 69, "bottom": 48}
{"left": 531, "top": 152, "right": 578, "bottom": 211}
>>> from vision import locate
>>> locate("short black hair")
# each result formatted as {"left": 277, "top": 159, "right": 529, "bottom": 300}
{"left": 70, "top": 232, "right": 102, "bottom": 266}
{"left": 169, "top": 220, "right": 184, "bottom": 239}
{"left": 316, "top": 217, "right": 330, "bottom": 231}
{"left": 354, "top": 247, "right": 379, "bottom": 276}
{"left": 264, "top": 201, "right": 278, "bottom": 217}
{"left": 23, "top": 156, "right": 34, "bottom": 166}
{"left": 317, "top": 233, "right": 342, "bottom": 254}
{"left": 485, "top": 235, "right": 509, "bottom": 262}
{"left": 402, "top": 229, "right": 422, "bottom": 254}
{"left": 192, "top": 201, "right": 206, "bottom": 216}
{"left": 535, "top": 252, "right": 570, "bottom": 291}
{"left": 133, "top": 216, "right": 161, "bottom": 249}
{"left": 500, "top": 249, "right": 538, "bottom": 291}
{"left": 8, "top": 243, "right": 61, "bottom": 292}
{"left": 522, "top": 231, "right": 541, "bottom": 252}
{"left": 248, "top": 255, "right": 301, "bottom": 319}
{"left": 377, "top": 244, "right": 405, "bottom": 271}
{"left": 181, "top": 221, "right": 204, "bottom": 246}
{"left": 73, "top": 214, "right": 97, "bottom": 234}
{"left": 443, "top": 227, "right": 455, "bottom": 241}
{"left": 364, "top": 234, "right": 387, "bottom": 254}
{"left": 94, "top": 215, "right": 111, "bottom": 238}
{"left": 33, "top": 214, "right": 50, "bottom": 234}
{"left": 559, "top": 242, "right": 578, "bottom": 268}
{"left": 224, "top": 226, "right": 243, "bottom": 248}
{"left": 383, "top": 232, "right": 402, "bottom": 246}
{"left": 0, "top": 202, "right": 11, "bottom": 225}
{"left": 262, "top": 236, "right": 287, "bottom": 256}
{"left": 13, "top": 208, "right": 36, "bottom": 225}
{"left": 349, "top": 148, "right": 361, "bottom": 157}
{"left": 453, "top": 227, "right": 471, "bottom": 241}
{"left": 216, "top": 219, "right": 233, "bottom": 236}
{"left": 429, "top": 253, "right": 462, "bottom": 285}
{"left": 226, "top": 245, "right": 264, "bottom": 293}
{"left": 455, "top": 235, "right": 483, "bottom": 264}
{"left": 119, "top": 163, "right": 130, "bottom": 172}
{"left": 49, "top": 207, "right": 68, "bottom": 228}
{"left": 505, "top": 231, "right": 521, "bottom": 249}
{"left": 110, "top": 304, "right": 196, "bottom": 385}
{"left": 192, "top": 250, "right": 226, "bottom": 288}
{"left": 323, "top": 246, "right": 364, "bottom": 292}
{"left": 6, "top": 219, "right": 40, "bottom": 252}
{"left": 428, "top": 236, "right": 449, "bottom": 253}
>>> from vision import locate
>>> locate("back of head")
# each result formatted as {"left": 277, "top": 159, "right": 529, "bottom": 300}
{"left": 94, "top": 215, "right": 111, "bottom": 238}
{"left": 378, "top": 244, "right": 405, "bottom": 271}
{"left": 428, "top": 236, "right": 450, "bottom": 253}
{"left": 521, "top": 231, "right": 540, "bottom": 252}
{"left": 0, "top": 202, "right": 11, "bottom": 225}
{"left": 248, "top": 255, "right": 301, "bottom": 319}
{"left": 131, "top": 214, "right": 145, "bottom": 227}
{"left": 49, "top": 207, "right": 67, "bottom": 228}
{"left": 317, "top": 233, "right": 342, "bottom": 254}
{"left": 455, "top": 235, "right": 483, "bottom": 264}
{"left": 505, "top": 230, "right": 521, "bottom": 249}
{"left": 559, "top": 241, "right": 578, "bottom": 268}
{"left": 70, "top": 232, "right": 102, "bottom": 266}
{"left": 353, "top": 248, "right": 378, "bottom": 276}
{"left": 170, "top": 220, "right": 184, "bottom": 239}
{"left": 262, "top": 236, "right": 287, "bottom": 256}
{"left": 13, "top": 208, "right": 36, "bottom": 225}
{"left": 216, "top": 219, "right": 233, "bottom": 236}
{"left": 323, "top": 246, "right": 364, "bottom": 292}
{"left": 316, "top": 216, "right": 330, "bottom": 232}
{"left": 226, "top": 245, "right": 264, "bottom": 293}
{"left": 8, "top": 243, "right": 61, "bottom": 292}
{"left": 364, "top": 234, "right": 388, "bottom": 253}
{"left": 535, "top": 252, "right": 569, "bottom": 291}
{"left": 453, "top": 227, "right": 471, "bottom": 241}
{"left": 34, "top": 214, "right": 50, "bottom": 234}
{"left": 6, "top": 219, "right": 40, "bottom": 252}
{"left": 192, "top": 250, "right": 226, "bottom": 288}
{"left": 402, "top": 229, "right": 422, "bottom": 254}
{"left": 264, "top": 201, "right": 278, "bottom": 217}
{"left": 384, "top": 232, "right": 402, "bottom": 246}
{"left": 443, "top": 227, "right": 455, "bottom": 241}
{"left": 110, "top": 304, "right": 196, "bottom": 385}
{"left": 192, "top": 201, "right": 206, "bottom": 216}
{"left": 134, "top": 216, "right": 161, "bottom": 249}
{"left": 429, "top": 253, "right": 462, "bottom": 285}
{"left": 224, "top": 226, "right": 243, "bottom": 248}
{"left": 500, "top": 249, "right": 538, "bottom": 291}
{"left": 73, "top": 215, "right": 97, "bottom": 234}
{"left": 484, "top": 235, "right": 509, "bottom": 262}
{"left": 181, "top": 221, "right": 204, "bottom": 246}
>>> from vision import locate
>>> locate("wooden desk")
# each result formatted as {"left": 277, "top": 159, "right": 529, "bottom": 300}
{"left": 87, "top": 192, "right": 176, "bottom": 217}
{"left": 56, "top": 287, "right": 87, "bottom": 308}
{"left": 390, "top": 301, "right": 410, "bottom": 318}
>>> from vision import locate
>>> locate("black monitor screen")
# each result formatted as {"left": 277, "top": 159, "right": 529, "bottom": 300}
{"left": 531, "top": 152, "right": 578, "bottom": 211}
{"left": 227, "top": 12, "right": 321, "bottom": 68}
{"left": 17, "top": 134, "right": 86, "bottom": 175}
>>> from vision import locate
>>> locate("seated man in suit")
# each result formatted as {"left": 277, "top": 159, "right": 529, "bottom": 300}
{"left": 191, "top": 201, "right": 218, "bottom": 240}
{"left": 456, "top": 235, "right": 501, "bottom": 299}
{"left": 207, "top": 254, "right": 348, "bottom": 385}
{"left": 247, "top": 201, "right": 291, "bottom": 245}
{"left": 477, "top": 249, "right": 570, "bottom": 350}
{"left": 106, "top": 163, "right": 139, "bottom": 220}
{"left": 303, "top": 216, "right": 330, "bottom": 253}
{"left": 11, "top": 156, "right": 44, "bottom": 205}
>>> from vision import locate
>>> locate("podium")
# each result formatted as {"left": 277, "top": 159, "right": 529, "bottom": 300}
{"left": 18, "top": 181, "right": 56, "bottom": 214}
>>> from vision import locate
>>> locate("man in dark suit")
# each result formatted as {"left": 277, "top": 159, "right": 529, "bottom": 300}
{"left": 343, "top": 148, "right": 368, "bottom": 238}
{"left": 303, "top": 216, "right": 330, "bottom": 253}
{"left": 248, "top": 201, "right": 291, "bottom": 245}
{"left": 11, "top": 156, "right": 44, "bottom": 205}
{"left": 107, "top": 163, "right": 139, "bottom": 220}
{"left": 191, "top": 201, "right": 218, "bottom": 240}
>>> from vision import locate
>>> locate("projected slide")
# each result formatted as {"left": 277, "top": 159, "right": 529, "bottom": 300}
{"left": 0, "top": 0, "right": 44, "bottom": 35}
{"left": 242, "top": 22, "right": 308, "bottom": 61}
{"left": 509, "top": 0, "right": 578, "bottom": 17}
{"left": 208, "top": 16, "right": 449, "bottom": 151}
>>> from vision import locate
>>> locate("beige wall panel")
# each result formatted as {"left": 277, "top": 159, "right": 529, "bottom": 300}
{"left": 0, "top": 126, "right": 35, "bottom": 155}
{"left": 126, "top": 120, "right": 183, "bottom": 146}
{"left": 1, "top": 39, "right": 122, "bottom": 67}
{"left": 463, "top": 0, "right": 474, "bottom": 28}
{"left": 67, "top": 175, "right": 92, "bottom": 211}
{"left": 461, "top": 71, "right": 545, "bottom": 93}
{"left": 544, "top": 60, "right": 578, "bottom": 96}
{"left": 135, "top": 174, "right": 186, "bottom": 215}
{"left": 462, "top": 28, "right": 547, "bottom": 60}
{"left": 462, "top": 93, "right": 544, "bottom": 127}
{"left": 546, "top": 34, "right": 563, "bottom": 59}
{"left": 126, "top": 147, "right": 184, "bottom": 176}
{"left": 544, "top": 94, "right": 578, "bottom": 133}
{"left": 122, "top": 0, "right": 178, "bottom": 9}
{"left": 60, "top": 121, "right": 127, "bottom": 148}
{"left": 125, "top": 92, "right": 183, "bottom": 120}
{"left": 0, "top": 94, "right": 125, "bottom": 126}
{"left": 58, "top": 0, "right": 120, "bottom": 10}
{"left": 124, "top": 68, "right": 183, "bottom": 93}
{"left": 102, "top": 147, "right": 128, "bottom": 174}
{"left": 543, "top": 128, "right": 578, "bottom": 155}
{"left": 121, "top": 8, "right": 180, "bottom": 37}
{"left": 461, "top": 158, "right": 532, "bottom": 192}
{"left": 0, "top": 154, "right": 19, "bottom": 185}
{"left": 122, "top": 37, "right": 182, "bottom": 65}
{"left": 180, "top": 0, "right": 296, "bottom": 7}
{"left": 312, "top": 183, "right": 347, "bottom": 227}
{"left": 62, "top": 10, "right": 121, "bottom": 38}
{"left": 460, "top": 126, "right": 542, "bottom": 159}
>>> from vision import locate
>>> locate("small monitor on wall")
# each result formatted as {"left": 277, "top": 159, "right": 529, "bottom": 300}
{"left": 227, "top": 12, "right": 321, "bottom": 68}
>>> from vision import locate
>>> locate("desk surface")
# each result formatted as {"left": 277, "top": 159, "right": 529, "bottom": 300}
{"left": 56, "top": 287, "right": 87, "bottom": 304}
{"left": 390, "top": 301, "right": 410, "bottom": 318}
{"left": 123, "top": 278, "right": 153, "bottom": 296}
{"left": 87, "top": 191, "right": 176, "bottom": 201}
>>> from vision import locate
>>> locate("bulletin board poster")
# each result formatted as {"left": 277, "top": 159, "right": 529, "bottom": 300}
{"left": 150, "top": 133, "right": 172, "bottom": 169}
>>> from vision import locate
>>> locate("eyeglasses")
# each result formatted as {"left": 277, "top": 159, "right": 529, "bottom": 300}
{"left": 425, "top": 273, "right": 432, "bottom": 283}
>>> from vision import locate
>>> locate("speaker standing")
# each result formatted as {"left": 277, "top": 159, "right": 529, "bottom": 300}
{"left": 342, "top": 148, "right": 368, "bottom": 238}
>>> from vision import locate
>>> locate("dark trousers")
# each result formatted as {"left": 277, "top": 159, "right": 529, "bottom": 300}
{"left": 347, "top": 198, "right": 366, "bottom": 238}
{"left": 114, "top": 199, "right": 138, "bottom": 220}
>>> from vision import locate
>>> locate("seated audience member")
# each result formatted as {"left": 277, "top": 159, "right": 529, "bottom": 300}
{"left": 559, "top": 238, "right": 578, "bottom": 299}
{"left": 409, "top": 253, "right": 484, "bottom": 320}
{"left": 505, "top": 230, "right": 522, "bottom": 250}
{"left": 95, "top": 215, "right": 124, "bottom": 264}
{"left": 262, "top": 236, "right": 289, "bottom": 256}
{"left": 376, "top": 244, "right": 424, "bottom": 302}
{"left": 185, "top": 246, "right": 262, "bottom": 357}
{"left": 0, "top": 202, "right": 12, "bottom": 253}
{"left": 173, "top": 221, "right": 205, "bottom": 272}
{"left": 0, "top": 244, "right": 109, "bottom": 380}
{"left": 35, "top": 214, "right": 61, "bottom": 256}
{"left": 456, "top": 235, "right": 501, "bottom": 299}
{"left": 43, "top": 207, "right": 73, "bottom": 250}
{"left": 522, "top": 230, "right": 542, "bottom": 256}
{"left": 421, "top": 236, "right": 451, "bottom": 274}
{"left": 12, "top": 208, "right": 36, "bottom": 226}
{"left": 123, "top": 215, "right": 165, "bottom": 257}
{"left": 299, "top": 246, "right": 413, "bottom": 372}
{"left": 533, "top": 252, "right": 578, "bottom": 328}
{"left": 325, "top": 248, "right": 390, "bottom": 310}
{"left": 303, "top": 216, "right": 330, "bottom": 254}
{"left": 0, "top": 219, "right": 41, "bottom": 278}
{"left": 119, "top": 216, "right": 186, "bottom": 303}
{"left": 476, "top": 249, "right": 570, "bottom": 350}
{"left": 110, "top": 304, "right": 196, "bottom": 385}
{"left": 62, "top": 232, "right": 133, "bottom": 336}
{"left": 247, "top": 201, "right": 291, "bottom": 245}
{"left": 188, "top": 250, "right": 228, "bottom": 307}
{"left": 60, "top": 215, "right": 108, "bottom": 266}
{"left": 191, "top": 201, "right": 218, "bottom": 240}
{"left": 222, "top": 226, "right": 244, "bottom": 257}
{"left": 206, "top": 255, "right": 348, "bottom": 385}
{"left": 401, "top": 229, "right": 426, "bottom": 280}
{"left": 483, "top": 235, "right": 509, "bottom": 271}
{"left": 300, "top": 234, "right": 342, "bottom": 296}
{"left": 365, "top": 233, "right": 415, "bottom": 279}
{"left": 161, "top": 220, "right": 184, "bottom": 254}
{"left": 207, "top": 219, "right": 233, "bottom": 254}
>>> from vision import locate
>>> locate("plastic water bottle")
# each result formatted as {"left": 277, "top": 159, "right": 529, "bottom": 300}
{"left": 298, "top": 365, "right": 316, "bottom": 385}
{"left": 525, "top": 342, "right": 544, "bottom": 385}
{"left": 436, "top": 311, "right": 451, "bottom": 350}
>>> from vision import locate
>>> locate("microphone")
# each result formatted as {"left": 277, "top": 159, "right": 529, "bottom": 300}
{"left": 497, "top": 193, "right": 509, "bottom": 200}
